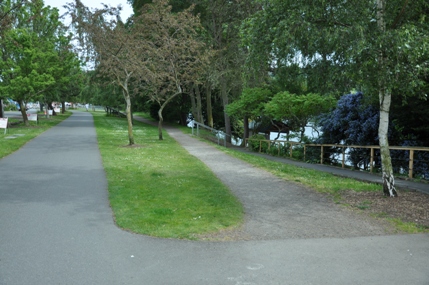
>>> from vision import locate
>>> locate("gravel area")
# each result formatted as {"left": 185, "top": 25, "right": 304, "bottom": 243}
{"left": 163, "top": 126, "right": 396, "bottom": 241}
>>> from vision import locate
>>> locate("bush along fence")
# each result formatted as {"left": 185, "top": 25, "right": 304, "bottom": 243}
{"left": 245, "top": 138, "right": 429, "bottom": 180}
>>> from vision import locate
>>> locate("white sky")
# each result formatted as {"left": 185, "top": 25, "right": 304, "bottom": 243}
{"left": 43, "top": 0, "right": 134, "bottom": 22}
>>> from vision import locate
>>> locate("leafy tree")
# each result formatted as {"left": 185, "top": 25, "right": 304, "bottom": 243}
{"left": 265, "top": 92, "right": 336, "bottom": 142}
{"left": 0, "top": 0, "right": 68, "bottom": 125}
{"left": 242, "top": 0, "right": 429, "bottom": 196}
{"left": 70, "top": 0, "right": 210, "bottom": 141}
{"left": 133, "top": 0, "right": 211, "bottom": 140}
{"left": 0, "top": 0, "right": 26, "bottom": 118}
{"left": 69, "top": 0, "right": 148, "bottom": 145}
{"left": 204, "top": 0, "right": 258, "bottom": 142}
{"left": 390, "top": 95, "right": 429, "bottom": 147}
{"left": 226, "top": 87, "right": 273, "bottom": 140}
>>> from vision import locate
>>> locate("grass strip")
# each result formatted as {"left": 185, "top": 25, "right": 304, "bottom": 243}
{"left": 92, "top": 112, "right": 243, "bottom": 239}
{"left": 220, "top": 147, "right": 382, "bottom": 195}
{"left": 176, "top": 124, "right": 383, "bottom": 195}
{"left": 214, "top": 145, "right": 428, "bottom": 233}
{"left": 0, "top": 112, "right": 72, "bottom": 159}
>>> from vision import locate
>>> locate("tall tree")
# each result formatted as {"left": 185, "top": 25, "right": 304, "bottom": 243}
{"left": 0, "top": 0, "right": 26, "bottom": 118}
{"left": 0, "top": 0, "right": 67, "bottom": 125}
{"left": 69, "top": 0, "right": 147, "bottom": 145}
{"left": 133, "top": 0, "right": 211, "bottom": 140}
{"left": 242, "top": 0, "right": 429, "bottom": 196}
{"left": 203, "top": 0, "right": 258, "bottom": 142}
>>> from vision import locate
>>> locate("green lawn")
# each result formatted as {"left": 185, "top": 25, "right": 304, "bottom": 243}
{"left": 93, "top": 112, "right": 243, "bottom": 239}
{"left": 3, "top": 110, "right": 425, "bottom": 237}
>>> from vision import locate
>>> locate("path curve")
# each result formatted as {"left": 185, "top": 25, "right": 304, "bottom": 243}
{"left": 157, "top": 123, "right": 392, "bottom": 240}
{"left": 0, "top": 112, "right": 428, "bottom": 285}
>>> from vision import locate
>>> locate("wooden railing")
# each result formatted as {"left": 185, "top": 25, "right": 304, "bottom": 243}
{"left": 192, "top": 121, "right": 231, "bottom": 147}
{"left": 245, "top": 138, "right": 429, "bottom": 179}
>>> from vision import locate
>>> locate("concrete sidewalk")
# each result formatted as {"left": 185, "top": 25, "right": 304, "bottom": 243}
{"left": 0, "top": 112, "right": 428, "bottom": 285}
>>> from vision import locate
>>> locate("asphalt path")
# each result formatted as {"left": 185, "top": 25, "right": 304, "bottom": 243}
{"left": 1, "top": 111, "right": 428, "bottom": 285}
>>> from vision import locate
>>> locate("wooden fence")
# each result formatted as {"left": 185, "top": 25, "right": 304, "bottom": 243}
{"left": 245, "top": 138, "right": 429, "bottom": 179}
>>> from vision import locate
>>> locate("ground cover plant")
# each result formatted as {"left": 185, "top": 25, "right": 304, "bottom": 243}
{"left": 92, "top": 112, "right": 243, "bottom": 239}
{"left": 0, "top": 112, "right": 72, "bottom": 159}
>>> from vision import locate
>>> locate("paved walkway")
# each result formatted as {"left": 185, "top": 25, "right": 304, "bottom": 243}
{"left": 0, "top": 111, "right": 428, "bottom": 285}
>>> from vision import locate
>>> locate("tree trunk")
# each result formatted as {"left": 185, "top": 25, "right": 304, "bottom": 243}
{"left": 243, "top": 115, "right": 249, "bottom": 146}
{"left": 190, "top": 87, "right": 197, "bottom": 122}
{"left": 0, "top": 99, "right": 4, "bottom": 118}
{"left": 61, "top": 100, "right": 66, "bottom": 114}
{"left": 158, "top": 107, "right": 164, "bottom": 140}
{"left": 157, "top": 92, "right": 183, "bottom": 140}
{"left": 18, "top": 99, "right": 29, "bottom": 126}
{"left": 206, "top": 84, "right": 213, "bottom": 128}
{"left": 220, "top": 77, "right": 232, "bottom": 143}
{"left": 195, "top": 85, "right": 203, "bottom": 123}
{"left": 377, "top": 0, "right": 397, "bottom": 197}
{"left": 124, "top": 91, "right": 135, "bottom": 145}
{"left": 379, "top": 89, "right": 397, "bottom": 196}
{"left": 119, "top": 72, "right": 134, "bottom": 145}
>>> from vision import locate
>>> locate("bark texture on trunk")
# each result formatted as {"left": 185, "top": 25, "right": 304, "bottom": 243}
{"left": 158, "top": 108, "right": 164, "bottom": 140}
{"left": 195, "top": 85, "right": 203, "bottom": 123}
{"left": 0, "top": 100, "right": 4, "bottom": 118}
{"left": 18, "top": 99, "right": 29, "bottom": 126}
{"left": 120, "top": 72, "right": 134, "bottom": 145}
{"left": 157, "top": 91, "right": 183, "bottom": 140}
{"left": 124, "top": 92, "right": 134, "bottom": 145}
{"left": 377, "top": 0, "right": 397, "bottom": 197}
{"left": 243, "top": 116, "right": 249, "bottom": 147}
{"left": 190, "top": 87, "right": 197, "bottom": 122}
{"left": 220, "top": 77, "right": 232, "bottom": 143}
{"left": 379, "top": 89, "right": 397, "bottom": 197}
{"left": 206, "top": 84, "right": 213, "bottom": 128}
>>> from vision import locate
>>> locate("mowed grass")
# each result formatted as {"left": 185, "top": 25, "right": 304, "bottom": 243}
{"left": 220, "top": 147, "right": 382, "bottom": 197}
{"left": 92, "top": 112, "right": 243, "bottom": 239}
{"left": 177, "top": 125, "right": 383, "bottom": 197}
{"left": 0, "top": 112, "right": 72, "bottom": 159}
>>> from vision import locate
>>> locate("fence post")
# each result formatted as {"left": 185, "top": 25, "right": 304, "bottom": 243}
{"left": 304, "top": 145, "right": 306, "bottom": 162}
{"left": 290, "top": 143, "right": 293, "bottom": 158}
{"left": 370, "top": 147, "right": 374, "bottom": 173}
{"left": 320, "top": 145, "right": 324, "bottom": 164}
{"left": 342, "top": 146, "right": 345, "bottom": 168}
{"left": 409, "top": 149, "right": 414, "bottom": 179}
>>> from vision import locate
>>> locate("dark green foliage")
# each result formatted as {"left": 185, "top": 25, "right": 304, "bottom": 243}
{"left": 248, "top": 134, "right": 268, "bottom": 152}
{"left": 148, "top": 93, "right": 192, "bottom": 125}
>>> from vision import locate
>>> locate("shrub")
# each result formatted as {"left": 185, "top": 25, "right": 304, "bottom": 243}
{"left": 248, "top": 134, "right": 268, "bottom": 152}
